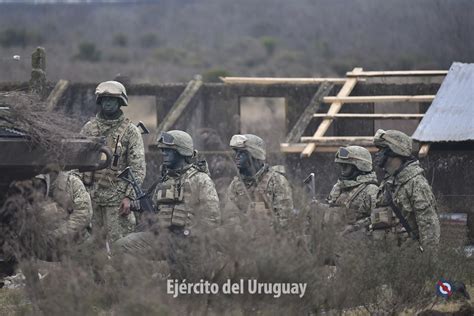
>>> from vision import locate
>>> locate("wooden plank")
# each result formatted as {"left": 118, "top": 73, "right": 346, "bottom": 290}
{"left": 281, "top": 143, "right": 378, "bottom": 153}
{"left": 312, "top": 113, "right": 424, "bottom": 120}
{"left": 220, "top": 77, "right": 347, "bottom": 84}
{"left": 346, "top": 70, "right": 448, "bottom": 77}
{"left": 323, "top": 95, "right": 435, "bottom": 104}
{"left": 418, "top": 143, "right": 431, "bottom": 158}
{"left": 157, "top": 77, "right": 202, "bottom": 133}
{"left": 301, "top": 67, "right": 362, "bottom": 157}
{"left": 285, "top": 81, "right": 334, "bottom": 142}
{"left": 300, "top": 136, "right": 374, "bottom": 146}
{"left": 45, "top": 79, "right": 69, "bottom": 111}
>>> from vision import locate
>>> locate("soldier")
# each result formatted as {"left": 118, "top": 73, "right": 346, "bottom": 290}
{"left": 114, "top": 130, "right": 220, "bottom": 258}
{"left": 226, "top": 134, "right": 293, "bottom": 231}
{"left": 80, "top": 81, "right": 146, "bottom": 243}
{"left": 372, "top": 129, "right": 440, "bottom": 252}
{"left": 33, "top": 171, "right": 93, "bottom": 258}
{"left": 327, "top": 146, "right": 379, "bottom": 236}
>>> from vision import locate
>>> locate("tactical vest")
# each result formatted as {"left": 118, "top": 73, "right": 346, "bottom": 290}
{"left": 155, "top": 167, "right": 200, "bottom": 229}
{"left": 331, "top": 183, "right": 372, "bottom": 224}
{"left": 332, "top": 182, "right": 370, "bottom": 210}
{"left": 233, "top": 167, "right": 283, "bottom": 218}
{"left": 83, "top": 118, "right": 130, "bottom": 188}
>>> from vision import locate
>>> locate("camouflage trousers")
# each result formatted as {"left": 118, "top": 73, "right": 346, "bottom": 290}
{"left": 91, "top": 202, "right": 135, "bottom": 244}
{"left": 113, "top": 228, "right": 223, "bottom": 280}
{"left": 113, "top": 228, "right": 190, "bottom": 261}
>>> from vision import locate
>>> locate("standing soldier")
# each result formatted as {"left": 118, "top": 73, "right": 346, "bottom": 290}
{"left": 81, "top": 81, "right": 146, "bottom": 243}
{"left": 226, "top": 134, "right": 293, "bottom": 232}
{"left": 372, "top": 129, "right": 440, "bottom": 252}
{"left": 327, "top": 146, "right": 379, "bottom": 236}
{"left": 114, "top": 130, "right": 220, "bottom": 257}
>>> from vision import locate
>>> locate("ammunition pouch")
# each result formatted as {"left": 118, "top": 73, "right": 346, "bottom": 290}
{"left": 370, "top": 207, "right": 395, "bottom": 230}
{"left": 155, "top": 184, "right": 184, "bottom": 203}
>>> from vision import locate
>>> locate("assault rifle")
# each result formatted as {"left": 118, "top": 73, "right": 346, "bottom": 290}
{"left": 118, "top": 167, "right": 156, "bottom": 214}
{"left": 385, "top": 188, "right": 424, "bottom": 253}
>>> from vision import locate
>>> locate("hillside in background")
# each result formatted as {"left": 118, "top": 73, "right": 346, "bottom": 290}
{"left": 0, "top": 0, "right": 473, "bottom": 83}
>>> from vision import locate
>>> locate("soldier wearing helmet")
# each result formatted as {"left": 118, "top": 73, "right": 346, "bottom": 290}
{"left": 226, "top": 134, "right": 293, "bottom": 231}
{"left": 327, "top": 146, "right": 379, "bottom": 235}
{"left": 372, "top": 129, "right": 440, "bottom": 252}
{"left": 80, "top": 81, "right": 146, "bottom": 243}
{"left": 114, "top": 130, "right": 220, "bottom": 258}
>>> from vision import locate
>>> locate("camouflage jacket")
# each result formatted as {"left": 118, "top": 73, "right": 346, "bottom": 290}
{"left": 226, "top": 165, "right": 293, "bottom": 230}
{"left": 152, "top": 165, "right": 220, "bottom": 231}
{"left": 327, "top": 172, "right": 379, "bottom": 225}
{"left": 377, "top": 161, "right": 440, "bottom": 250}
{"left": 80, "top": 112, "right": 146, "bottom": 205}
{"left": 42, "top": 171, "right": 92, "bottom": 242}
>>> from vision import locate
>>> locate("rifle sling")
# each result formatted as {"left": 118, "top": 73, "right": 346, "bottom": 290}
{"left": 386, "top": 190, "right": 418, "bottom": 241}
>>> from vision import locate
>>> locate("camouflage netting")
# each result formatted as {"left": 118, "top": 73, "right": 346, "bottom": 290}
{"left": 0, "top": 92, "right": 82, "bottom": 158}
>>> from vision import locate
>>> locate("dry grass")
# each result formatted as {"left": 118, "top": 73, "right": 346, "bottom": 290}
{"left": 1, "top": 186, "right": 472, "bottom": 315}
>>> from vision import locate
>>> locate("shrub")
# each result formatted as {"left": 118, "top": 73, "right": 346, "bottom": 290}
{"left": 74, "top": 42, "right": 102, "bottom": 62}
{"left": 0, "top": 28, "right": 43, "bottom": 48}
{"left": 260, "top": 36, "right": 278, "bottom": 56}
{"left": 112, "top": 33, "right": 128, "bottom": 47}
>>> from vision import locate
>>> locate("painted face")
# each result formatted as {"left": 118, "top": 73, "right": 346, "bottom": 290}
{"left": 100, "top": 96, "right": 121, "bottom": 116}
{"left": 161, "top": 147, "right": 181, "bottom": 169}
{"left": 337, "top": 163, "right": 357, "bottom": 179}
{"left": 233, "top": 149, "right": 252, "bottom": 171}
{"left": 374, "top": 147, "right": 390, "bottom": 169}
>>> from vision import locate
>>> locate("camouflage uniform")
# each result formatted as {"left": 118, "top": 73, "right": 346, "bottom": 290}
{"left": 327, "top": 146, "right": 379, "bottom": 233}
{"left": 38, "top": 171, "right": 92, "bottom": 256}
{"left": 226, "top": 134, "right": 293, "bottom": 231}
{"left": 114, "top": 130, "right": 220, "bottom": 257}
{"left": 81, "top": 81, "right": 146, "bottom": 242}
{"left": 373, "top": 129, "right": 440, "bottom": 251}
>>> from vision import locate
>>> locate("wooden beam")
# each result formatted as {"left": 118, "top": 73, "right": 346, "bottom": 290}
{"left": 418, "top": 143, "right": 431, "bottom": 158}
{"left": 346, "top": 70, "right": 448, "bottom": 77}
{"left": 45, "top": 79, "right": 69, "bottom": 111}
{"left": 301, "top": 67, "right": 362, "bottom": 157}
{"left": 157, "top": 76, "right": 202, "bottom": 133}
{"left": 312, "top": 113, "right": 424, "bottom": 120}
{"left": 220, "top": 77, "right": 347, "bottom": 84}
{"left": 323, "top": 95, "right": 435, "bottom": 104}
{"left": 300, "top": 136, "right": 374, "bottom": 146}
{"left": 281, "top": 143, "right": 378, "bottom": 153}
{"left": 285, "top": 81, "right": 334, "bottom": 142}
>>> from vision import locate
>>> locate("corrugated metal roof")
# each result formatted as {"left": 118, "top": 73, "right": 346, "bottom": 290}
{"left": 413, "top": 62, "right": 474, "bottom": 142}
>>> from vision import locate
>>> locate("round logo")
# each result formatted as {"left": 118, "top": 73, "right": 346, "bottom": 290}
{"left": 436, "top": 279, "right": 453, "bottom": 299}
{"left": 183, "top": 229, "right": 190, "bottom": 236}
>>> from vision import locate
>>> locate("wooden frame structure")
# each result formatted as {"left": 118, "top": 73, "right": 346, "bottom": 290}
{"left": 227, "top": 68, "right": 448, "bottom": 158}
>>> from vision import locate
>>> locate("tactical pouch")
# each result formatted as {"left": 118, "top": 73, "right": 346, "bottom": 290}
{"left": 370, "top": 207, "right": 394, "bottom": 229}
{"left": 171, "top": 204, "right": 187, "bottom": 227}
{"left": 158, "top": 205, "right": 173, "bottom": 227}
{"left": 156, "top": 183, "right": 183, "bottom": 203}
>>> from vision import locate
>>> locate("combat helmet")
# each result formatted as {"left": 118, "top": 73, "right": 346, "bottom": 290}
{"left": 373, "top": 129, "right": 412, "bottom": 157}
{"left": 335, "top": 146, "right": 373, "bottom": 172}
{"left": 229, "top": 134, "right": 266, "bottom": 160}
{"left": 95, "top": 81, "right": 128, "bottom": 106}
{"left": 157, "top": 130, "right": 194, "bottom": 157}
